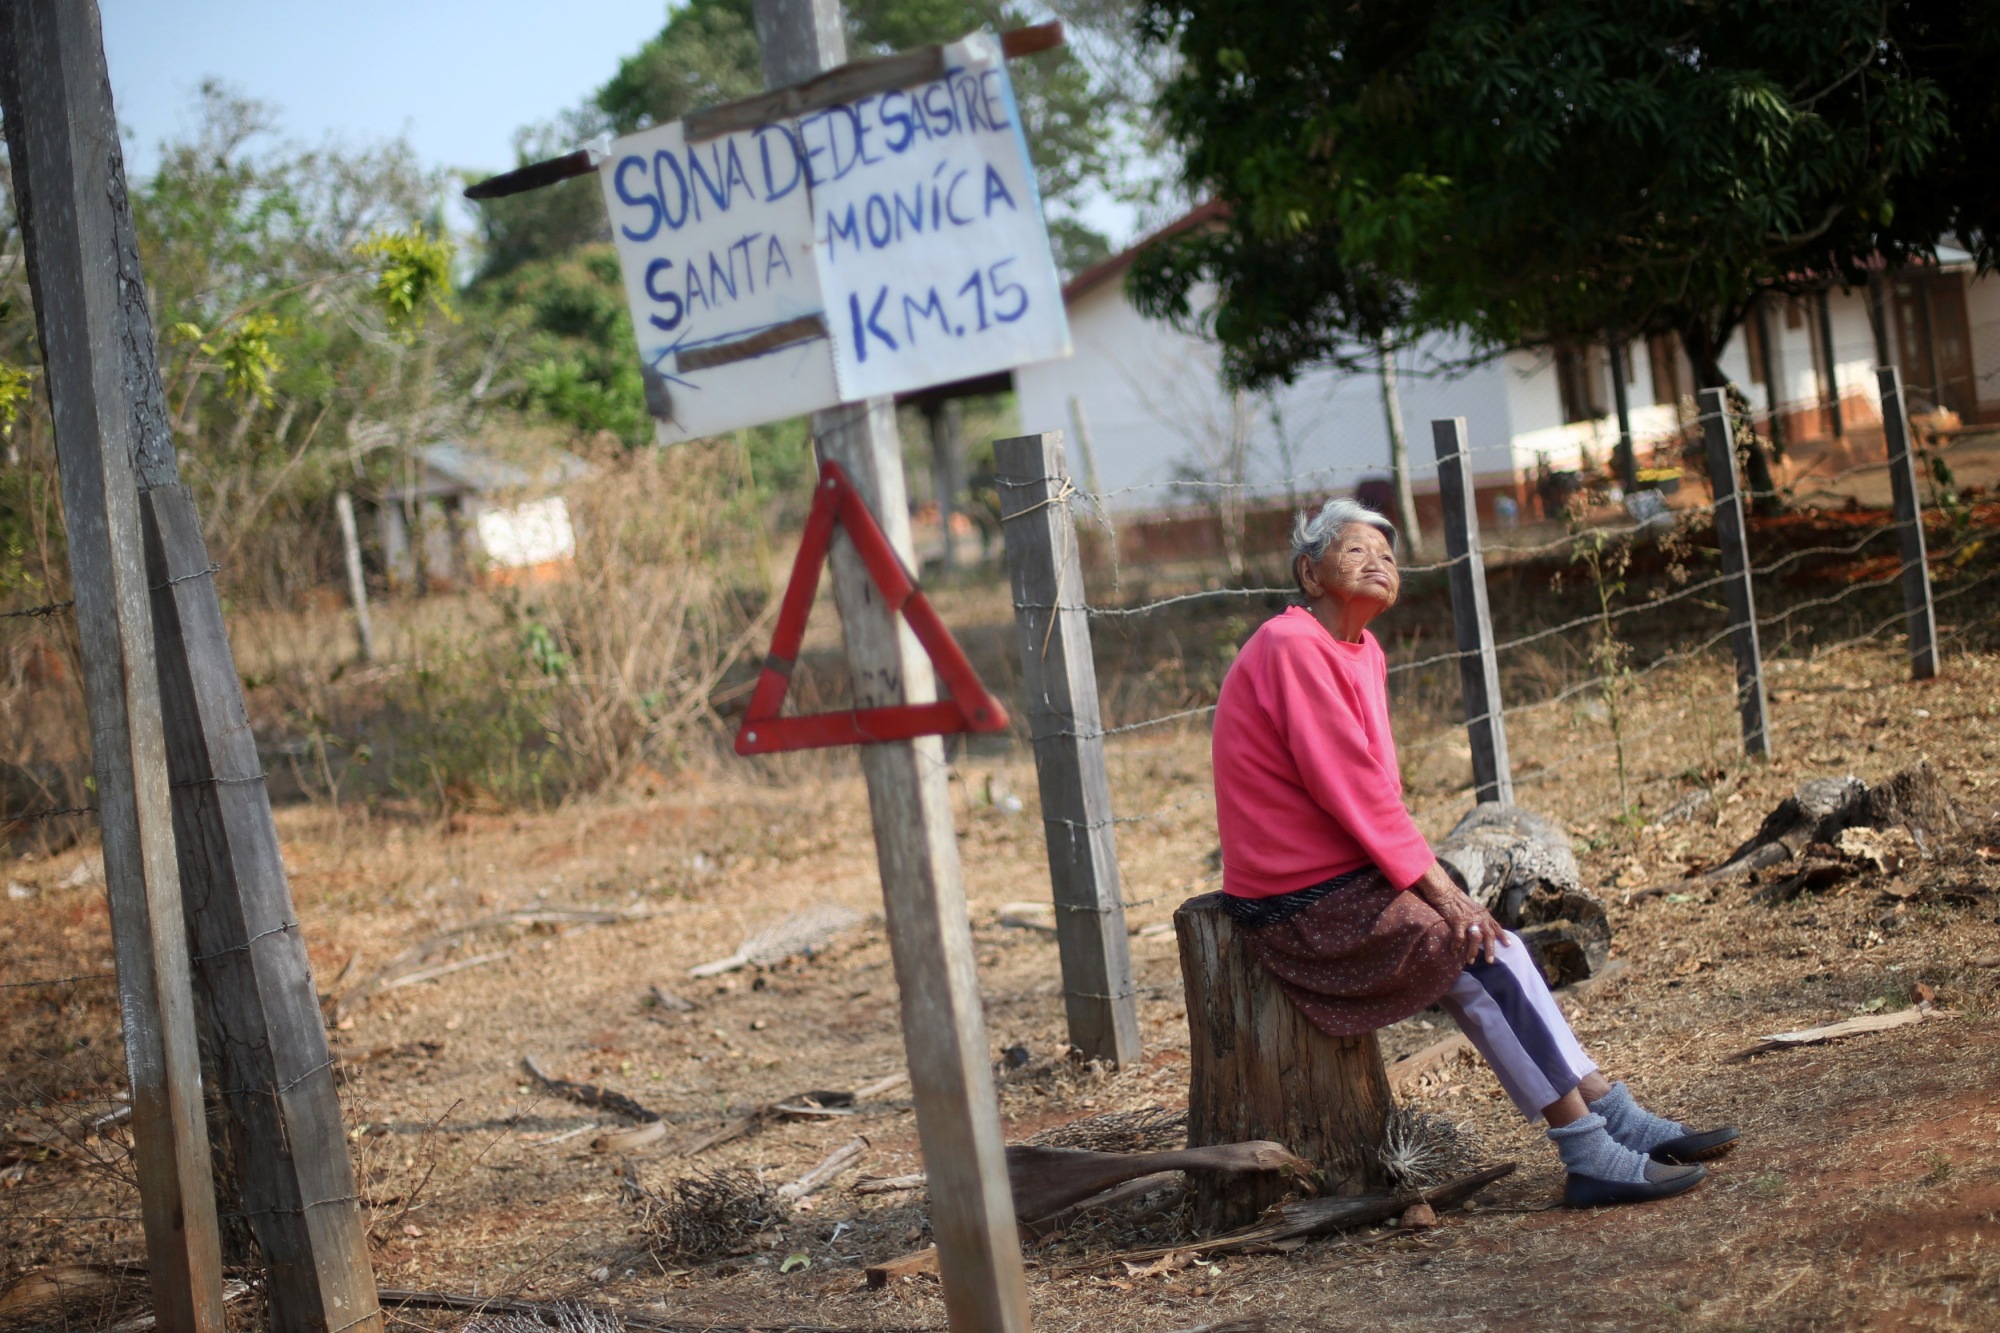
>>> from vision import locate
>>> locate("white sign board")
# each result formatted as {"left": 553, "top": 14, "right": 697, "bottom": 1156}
{"left": 599, "top": 32, "right": 1070, "bottom": 443}
{"left": 597, "top": 117, "right": 835, "bottom": 442}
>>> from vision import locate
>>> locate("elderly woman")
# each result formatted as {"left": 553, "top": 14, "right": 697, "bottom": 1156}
{"left": 1211, "top": 498, "right": 1737, "bottom": 1207}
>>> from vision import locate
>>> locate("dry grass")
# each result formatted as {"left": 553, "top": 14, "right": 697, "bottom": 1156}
{"left": 7, "top": 633, "right": 2000, "bottom": 1330}
{"left": 8, "top": 477, "right": 2000, "bottom": 1332}
{"left": 631, "top": 1166, "right": 788, "bottom": 1264}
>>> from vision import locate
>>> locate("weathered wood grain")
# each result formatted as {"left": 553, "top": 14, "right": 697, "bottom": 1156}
{"left": 1698, "top": 387, "right": 1772, "bottom": 756}
{"left": 1431, "top": 417, "right": 1513, "bottom": 804}
{"left": 995, "top": 430, "right": 1142, "bottom": 1067}
{"left": 755, "top": 8, "right": 1030, "bottom": 1326}
{"left": 1174, "top": 893, "right": 1393, "bottom": 1232}
{"left": 0, "top": 6, "right": 225, "bottom": 1328}
{"left": 1878, "top": 365, "right": 1939, "bottom": 680}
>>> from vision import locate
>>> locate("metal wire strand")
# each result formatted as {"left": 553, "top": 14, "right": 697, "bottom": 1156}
{"left": 0, "top": 599, "right": 73, "bottom": 620}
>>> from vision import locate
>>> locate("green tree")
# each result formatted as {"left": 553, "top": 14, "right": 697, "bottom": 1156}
{"left": 122, "top": 84, "right": 534, "bottom": 604}
{"left": 1128, "top": 1, "right": 1991, "bottom": 504}
{"left": 467, "top": 0, "right": 1133, "bottom": 449}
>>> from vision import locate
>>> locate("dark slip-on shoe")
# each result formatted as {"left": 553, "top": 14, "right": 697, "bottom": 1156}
{"left": 1651, "top": 1126, "right": 1739, "bottom": 1164}
{"left": 1564, "top": 1160, "right": 1707, "bottom": 1208}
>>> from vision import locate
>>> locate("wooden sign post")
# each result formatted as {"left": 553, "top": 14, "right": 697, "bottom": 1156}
{"left": 0, "top": 6, "right": 224, "bottom": 1329}
{"left": 752, "top": 4, "right": 1033, "bottom": 1330}
{"left": 1, "top": 4, "right": 381, "bottom": 1332}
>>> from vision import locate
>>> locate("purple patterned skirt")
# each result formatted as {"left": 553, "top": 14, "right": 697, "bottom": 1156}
{"left": 1225, "top": 867, "right": 1465, "bottom": 1037}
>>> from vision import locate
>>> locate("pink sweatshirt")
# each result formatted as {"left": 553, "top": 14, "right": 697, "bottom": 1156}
{"left": 1211, "top": 607, "right": 1435, "bottom": 896}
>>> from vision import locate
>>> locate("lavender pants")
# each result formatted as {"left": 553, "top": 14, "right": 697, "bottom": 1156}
{"left": 1439, "top": 930, "right": 1597, "bottom": 1122}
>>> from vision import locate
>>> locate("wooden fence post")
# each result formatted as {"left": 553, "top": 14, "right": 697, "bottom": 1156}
{"left": 0, "top": 6, "right": 224, "bottom": 1329}
{"left": 3, "top": 5, "right": 383, "bottom": 1330}
{"left": 753, "top": 6, "right": 1031, "bottom": 1330}
{"left": 1877, "top": 366, "right": 1940, "bottom": 681}
{"left": 994, "top": 432, "right": 1142, "bottom": 1068}
{"left": 1697, "top": 388, "right": 1772, "bottom": 756}
{"left": 334, "top": 492, "right": 377, "bottom": 663}
{"left": 1430, "top": 418, "right": 1513, "bottom": 804}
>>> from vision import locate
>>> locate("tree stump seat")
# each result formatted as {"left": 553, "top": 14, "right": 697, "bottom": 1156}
{"left": 1173, "top": 891, "right": 1392, "bottom": 1232}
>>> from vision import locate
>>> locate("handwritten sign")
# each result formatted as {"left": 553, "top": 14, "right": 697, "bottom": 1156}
{"left": 597, "top": 117, "right": 835, "bottom": 443}
{"left": 599, "top": 31, "right": 1069, "bottom": 442}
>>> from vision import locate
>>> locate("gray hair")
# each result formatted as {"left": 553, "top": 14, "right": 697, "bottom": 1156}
{"left": 1290, "top": 497, "right": 1398, "bottom": 593}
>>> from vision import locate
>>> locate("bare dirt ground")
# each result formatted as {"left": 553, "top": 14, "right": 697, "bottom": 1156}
{"left": 8, "top": 630, "right": 2000, "bottom": 1332}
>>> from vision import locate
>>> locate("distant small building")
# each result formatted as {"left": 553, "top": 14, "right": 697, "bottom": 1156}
{"left": 1012, "top": 205, "right": 2000, "bottom": 539}
{"left": 376, "top": 442, "right": 591, "bottom": 589}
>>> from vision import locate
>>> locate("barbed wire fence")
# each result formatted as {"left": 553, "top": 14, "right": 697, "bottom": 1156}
{"left": 991, "top": 368, "right": 1999, "bottom": 967}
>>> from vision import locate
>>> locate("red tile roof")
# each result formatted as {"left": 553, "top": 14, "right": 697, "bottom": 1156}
{"left": 1062, "top": 199, "right": 1229, "bottom": 304}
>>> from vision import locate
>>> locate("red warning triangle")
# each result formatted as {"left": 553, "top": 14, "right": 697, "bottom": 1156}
{"left": 735, "top": 459, "right": 1009, "bottom": 755}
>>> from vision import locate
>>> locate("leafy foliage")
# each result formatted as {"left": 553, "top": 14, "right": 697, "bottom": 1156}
{"left": 597, "top": 0, "right": 767, "bottom": 135}
{"left": 1128, "top": 1, "right": 1985, "bottom": 395}
{"left": 353, "top": 225, "right": 458, "bottom": 338}
{"left": 171, "top": 314, "right": 288, "bottom": 404}
{"left": 0, "top": 363, "right": 34, "bottom": 435}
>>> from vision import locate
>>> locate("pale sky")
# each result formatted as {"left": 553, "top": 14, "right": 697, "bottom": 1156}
{"left": 99, "top": 1, "right": 1142, "bottom": 250}
{"left": 101, "top": 0, "right": 672, "bottom": 182}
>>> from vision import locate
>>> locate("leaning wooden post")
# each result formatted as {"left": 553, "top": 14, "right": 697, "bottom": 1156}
{"left": 1697, "top": 388, "right": 1772, "bottom": 756}
{"left": 994, "top": 431, "right": 1142, "bottom": 1068}
{"left": 754, "top": 5, "right": 1032, "bottom": 1330}
{"left": 0, "top": 5, "right": 224, "bottom": 1329}
{"left": 334, "top": 492, "right": 376, "bottom": 663}
{"left": 3, "top": 4, "right": 382, "bottom": 1330}
{"left": 1877, "top": 366, "right": 1939, "bottom": 681}
{"left": 1431, "top": 418, "right": 1513, "bottom": 804}
{"left": 1174, "top": 893, "right": 1390, "bottom": 1232}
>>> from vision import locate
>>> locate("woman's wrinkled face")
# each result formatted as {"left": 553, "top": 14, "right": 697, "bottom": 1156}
{"left": 1301, "top": 521, "right": 1400, "bottom": 611}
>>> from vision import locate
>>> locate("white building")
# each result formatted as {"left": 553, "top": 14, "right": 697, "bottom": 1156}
{"left": 376, "top": 442, "right": 590, "bottom": 589}
{"left": 1011, "top": 207, "right": 1999, "bottom": 535}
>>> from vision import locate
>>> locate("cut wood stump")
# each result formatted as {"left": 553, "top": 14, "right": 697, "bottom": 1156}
{"left": 1174, "top": 893, "right": 1392, "bottom": 1232}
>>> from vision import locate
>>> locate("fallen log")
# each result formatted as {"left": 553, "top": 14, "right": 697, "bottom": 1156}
{"left": 863, "top": 1248, "right": 938, "bottom": 1288}
{"left": 1384, "top": 1035, "right": 1474, "bottom": 1097}
{"left": 522, "top": 1056, "right": 662, "bottom": 1123}
{"left": 1733, "top": 1006, "right": 1959, "bottom": 1059}
{"left": 851, "top": 1142, "right": 1307, "bottom": 1223}
{"left": 1004, "top": 1141, "right": 1311, "bottom": 1225}
{"left": 1434, "top": 804, "right": 1582, "bottom": 924}
{"left": 1635, "top": 764, "right": 1961, "bottom": 900}
{"left": 1432, "top": 803, "right": 1610, "bottom": 987}
{"left": 1078, "top": 1163, "right": 1516, "bottom": 1270}
{"left": 378, "top": 1288, "right": 930, "bottom": 1332}
{"left": 1019, "top": 1171, "right": 1181, "bottom": 1239}
{"left": 777, "top": 1135, "right": 869, "bottom": 1204}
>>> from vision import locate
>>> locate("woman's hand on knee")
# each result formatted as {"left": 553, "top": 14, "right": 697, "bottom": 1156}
{"left": 1410, "top": 862, "right": 1502, "bottom": 964}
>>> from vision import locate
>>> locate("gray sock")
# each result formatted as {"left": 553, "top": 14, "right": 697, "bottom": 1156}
{"left": 1546, "top": 1112, "right": 1650, "bottom": 1184}
{"left": 1587, "top": 1081, "right": 1687, "bottom": 1154}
